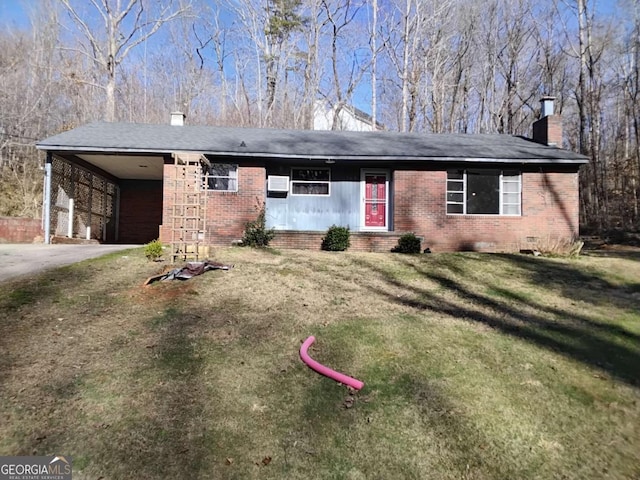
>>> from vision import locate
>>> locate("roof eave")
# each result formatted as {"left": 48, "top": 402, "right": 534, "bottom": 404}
{"left": 36, "top": 144, "right": 589, "bottom": 164}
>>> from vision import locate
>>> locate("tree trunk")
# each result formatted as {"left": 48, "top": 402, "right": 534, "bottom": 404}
{"left": 371, "top": 0, "right": 377, "bottom": 129}
{"left": 400, "top": 0, "right": 411, "bottom": 132}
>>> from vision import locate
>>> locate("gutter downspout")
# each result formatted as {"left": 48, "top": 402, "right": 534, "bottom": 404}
{"left": 43, "top": 152, "right": 52, "bottom": 244}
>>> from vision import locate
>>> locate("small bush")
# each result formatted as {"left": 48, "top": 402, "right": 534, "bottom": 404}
{"left": 391, "top": 233, "right": 422, "bottom": 254}
{"left": 322, "top": 225, "right": 350, "bottom": 251}
{"left": 144, "top": 239, "right": 164, "bottom": 261}
{"left": 524, "top": 236, "right": 584, "bottom": 257}
{"left": 242, "top": 204, "right": 275, "bottom": 248}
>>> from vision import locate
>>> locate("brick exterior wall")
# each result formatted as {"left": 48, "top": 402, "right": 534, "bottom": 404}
{"left": 160, "top": 164, "right": 266, "bottom": 246}
{"left": 203, "top": 166, "right": 266, "bottom": 245}
{"left": 160, "top": 163, "right": 580, "bottom": 253}
{"left": 393, "top": 169, "right": 579, "bottom": 252}
{"left": 0, "top": 217, "right": 43, "bottom": 243}
{"left": 271, "top": 231, "right": 411, "bottom": 252}
{"left": 119, "top": 180, "right": 163, "bottom": 244}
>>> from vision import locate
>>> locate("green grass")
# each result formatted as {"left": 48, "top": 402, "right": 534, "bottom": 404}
{"left": 0, "top": 248, "right": 639, "bottom": 479}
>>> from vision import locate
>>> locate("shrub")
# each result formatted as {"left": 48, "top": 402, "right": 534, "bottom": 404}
{"left": 242, "top": 204, "right": 275, "bottom": 247}
{"left": 391, "top": 233, "right": 422, "bottom": 254}
{"left": 144, "top": 239, "right": 164, "bottom": 261}
{"left": 322, "top": 225, "right": 350, "bottom": 251}
{"left": 523, "top": 236, "right": 584, "bottom": 257}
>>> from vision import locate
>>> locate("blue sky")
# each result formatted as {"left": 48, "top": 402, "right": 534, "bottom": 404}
{"left": 0, "top": 0, "right": 32, "bottom": 29}
{"left": 0, "top": 0, "right": 623, "bottom": 36}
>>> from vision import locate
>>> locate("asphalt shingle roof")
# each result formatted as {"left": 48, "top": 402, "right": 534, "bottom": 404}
{"left": 37, "top": 121, "right": 588, "bottom": 164}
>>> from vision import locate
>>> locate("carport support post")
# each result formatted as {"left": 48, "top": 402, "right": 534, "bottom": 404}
{"left": 43, "top": 152, "right": 52, "bottom": 244}
{"left": 68, "top": 164, "right": 75, "bottom": 238}
{"left": 68, "top": 198, "right": 74, "bottom": 238}
{"left": 87, "top": 173, "right": 92, "bottom": 240}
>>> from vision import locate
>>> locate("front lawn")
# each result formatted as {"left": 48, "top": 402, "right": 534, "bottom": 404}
{"left": 0, "top": 247, "right": 638, "bottom": 479}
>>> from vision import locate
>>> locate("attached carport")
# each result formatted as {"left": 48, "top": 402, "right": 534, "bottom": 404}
{"left": 37, "top": 150, "right": 165, "bottom": 244}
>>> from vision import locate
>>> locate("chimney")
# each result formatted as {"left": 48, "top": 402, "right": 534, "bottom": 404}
{"left": 170, "top": 111, "right": 185, "bottom": 126}
{"left": 532, "top": 96, "right": 562, "bottom": 147}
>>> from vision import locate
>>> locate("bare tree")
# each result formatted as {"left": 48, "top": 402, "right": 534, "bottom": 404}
{"left": 229, "top": 0, "right": 305, "bottom": 127}
{"left": 0, "top": 2, "right": 62, "bottom": 217}
{"left": 319, "top": 0, "right": 368, "bottom": 130}
{"left": 380, "top": 0, "right": 423, "bottom": 132}
{"left": 202, "top": 5, "right": 233, "bottom": 123}
{"left": 564, "top": 0, "right": 611, "bottom": 229}
{"left": 0, "top": 0, "right": 635, "bottom": 233}
{"left": 370, "top": 0, "right": 378, "bottom": 128}
{"left": 264, "top": 0, "right": 304, "bottom": 117}
{"left": 298, "top": 0, "right": 324, "bottom": 129}
{"left": 59, "top": 0, "right": 190, "bottom": 122}
{"left": 495, "top": 0, "right": 538, "bottom": 135}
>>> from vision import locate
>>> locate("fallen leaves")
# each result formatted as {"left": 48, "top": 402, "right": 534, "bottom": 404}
{"left": 343, "top": 395, "right": 355, "bottom": 409}
{"left": 342, "top": 388, "right": 360, "bottom": 409}
{"left": 254, "top": 456, "right": 272, "bottom": 467}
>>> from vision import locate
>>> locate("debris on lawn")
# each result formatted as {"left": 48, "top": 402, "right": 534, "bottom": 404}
{"left": 343, "top": 393, "right": 355, "bottom": 409}
{"left": 519, "top": 249, "right": 542, "bottom": 256}
{"left": 143, "top": 260, "right": 233, "bottom": 285}
{"left": 299, "top": 336, "right": 364, "bottom": 390}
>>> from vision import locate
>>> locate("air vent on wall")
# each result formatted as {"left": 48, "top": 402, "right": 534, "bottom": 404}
{"left": 267, "top": 175, "right": 289, "bottom": 192}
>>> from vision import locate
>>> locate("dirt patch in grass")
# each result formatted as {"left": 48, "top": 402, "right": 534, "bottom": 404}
{"left": 1, "top": 247, "right": 639, "bottom": 479}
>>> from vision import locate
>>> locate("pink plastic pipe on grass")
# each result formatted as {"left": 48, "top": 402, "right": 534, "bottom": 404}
{"left": 299, "top": 336, "right": 364, "bottom": 390}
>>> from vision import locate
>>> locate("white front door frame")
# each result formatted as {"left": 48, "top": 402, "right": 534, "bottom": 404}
{"left": 360, "top": 169, "right": 390, "bottom": 231}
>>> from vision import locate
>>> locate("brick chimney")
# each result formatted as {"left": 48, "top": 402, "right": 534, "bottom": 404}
{"left": 532, "top": 96, "right": 562, "bottom": 147}
{"left": 170, "top": 111, "right": 185, "bottom": 126}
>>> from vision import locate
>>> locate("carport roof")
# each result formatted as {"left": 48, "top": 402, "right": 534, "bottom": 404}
{"left": 37, "top": 121, "right": 589, "bottom": 164}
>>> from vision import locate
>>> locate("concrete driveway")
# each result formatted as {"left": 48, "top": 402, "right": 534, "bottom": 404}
{"left": 0, "top": 244, "right": 140, "bottom": 283}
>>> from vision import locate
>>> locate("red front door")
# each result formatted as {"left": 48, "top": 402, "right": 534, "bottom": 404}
{"left": 364, "top": 174, "right": 387, "bottom": 228}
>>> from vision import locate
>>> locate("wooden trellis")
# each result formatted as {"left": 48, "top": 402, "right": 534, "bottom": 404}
{"left": 169, "top": 153, "right": 208, "bottom": 263}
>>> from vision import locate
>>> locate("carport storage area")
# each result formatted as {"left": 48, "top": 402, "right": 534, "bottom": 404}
{"left": 118, "top": 180, "right": 163, "bottom": 244}
{"left": 47, "top": 155, "right": 118, "bottom": 242}
{"left": 42, "top": 152, "right": 165, "bottom": 244}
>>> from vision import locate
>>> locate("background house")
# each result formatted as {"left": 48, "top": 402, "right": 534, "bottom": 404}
{"left": 312, "top": 100, "right": 384, "bottom": 131}
{"left": 36, "top": 99, "right": 587, "bottom": 256}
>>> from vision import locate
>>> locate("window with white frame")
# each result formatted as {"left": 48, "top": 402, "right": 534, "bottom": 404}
{"left": 204, "top": 163, "right": 238, "bottom": 191}
{"left": 290, "top": 167, "right": 330, "bottom": 195}
{"left": 446, "top": 169, "right": 521, "bottom": 215}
